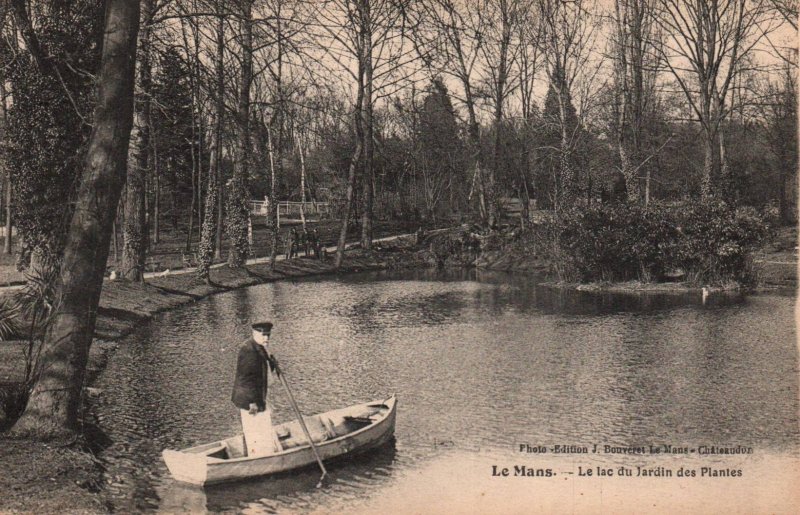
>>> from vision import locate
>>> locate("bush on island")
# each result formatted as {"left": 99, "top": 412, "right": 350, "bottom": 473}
{"left": 528, "top": 200, "right": 769, "bottom": 286}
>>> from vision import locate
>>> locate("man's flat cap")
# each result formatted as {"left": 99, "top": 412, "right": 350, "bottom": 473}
{"left": 251, "top": 322, "right": 273, "bottom": 333}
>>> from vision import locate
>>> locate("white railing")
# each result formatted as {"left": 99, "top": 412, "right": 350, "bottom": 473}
{"left": 250, "top": 200, "right": 331, "bottom": 226}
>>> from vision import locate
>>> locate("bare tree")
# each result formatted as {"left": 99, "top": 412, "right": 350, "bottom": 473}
{"left": 655, "top": 0, "right": 778, "bottom": 199}
{"left": 763, "top": 1, "right": 798, "bottom": 66}
{"left": 318, "top": 0, "right": 417, "bottom": 253}
{"left": 478, "top": 0, "right": 526, "bottom": 226}
{"left": 611, "top": 0, "right": 661, "bottom": 202}
{"left": 760, "top": 64, "right": 797, "bottom": 223}
{"left": 516, "top": 4, "right": 542, "bottom": 121}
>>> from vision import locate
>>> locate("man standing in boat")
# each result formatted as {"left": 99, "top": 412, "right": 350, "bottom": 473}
{"left": 231, "top": 322, "right": 283, "bottom": 457}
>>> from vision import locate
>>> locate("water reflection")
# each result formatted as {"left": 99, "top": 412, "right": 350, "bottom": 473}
{"left": 93, "top": 270, "right": 799, "bottom": 513}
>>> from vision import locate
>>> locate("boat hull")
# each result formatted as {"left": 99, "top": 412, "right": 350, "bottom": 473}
{"left": 163, "top": 395, "right": 397, "bottom": 486}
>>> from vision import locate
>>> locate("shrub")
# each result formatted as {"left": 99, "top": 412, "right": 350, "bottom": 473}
{"left": 529, "top": 200, "right": 768, "bottom": 286}
{"left": 672, "top": 201, "right": 768, "bottom": 285}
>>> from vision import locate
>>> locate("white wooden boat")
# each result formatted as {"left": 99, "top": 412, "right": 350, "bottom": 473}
{"left": 162, "top": 395, "right": 397, "bottom": 486}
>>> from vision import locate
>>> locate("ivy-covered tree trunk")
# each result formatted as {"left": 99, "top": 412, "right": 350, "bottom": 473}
{"left": 267, "top": 126, "right": 279, "bottom": 270}
{"left": 558, "top": 91, "right": 576, "bottom": 208}
{"left": 122, "top": 0, "right": 154, "bottom": 281}
{"left": 701, "top": 130, "right": 716, "bottom": 200}
{"left": 0, "top": 79, "right": 10, "bottom": 255}
{"left": 226, "top": 0, "right": 252, "bottom": 268}
{"left": 11, "top": 0, "right": 140, "bottom": 439}
{"left": 198, "top": 10, "right": 225, "bottom": 281}
{"left": 197, "top": 124, "right": 219, "bottom": 282}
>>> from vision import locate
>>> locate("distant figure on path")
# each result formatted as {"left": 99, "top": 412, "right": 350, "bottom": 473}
{"left": 311, "top": 228, "right": 322, "bottom": 259}
{"left": 415, "top": 226, "right": 425, "bottom": 245}
{"left": 231, "top": 322, "right": 283, "bottom": 457}
{"left": 286, "top": 228, "right": 297, "bottom": 259}
{"left": 301, "top": 229, "right": 310, "bottom": 257}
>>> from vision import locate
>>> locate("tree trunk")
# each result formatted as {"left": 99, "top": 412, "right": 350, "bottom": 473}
{"left": 336, "top": 136, "right": 363, "bottom": 268}
{"left": 336, "top": 48, "right": 366, "bottom": 269}
{"left": 213, "top": 10, "right": 225, "bottom": 262}
{"left": 186, "top": 139, "right": 196, "bottom": 252}
{"left": 11, "top": 0, "right": 140, "bottom": 439}
{"left": 1, "top": 79, "right": 11, "bottom": 254}
{"left": 226, "top": 0, "right": 252, "bottom": 268}
{"left": 121, "top": 0, "right": 154, "bottom": 281}
{"left": 266, "top": 124, "right": 279, "bottom": 270}
{"left": 153, "top": 149, "right": 159, "bottom": 243}
{"left": 197, "top": 121, "right": 219, "bottom": 281}
{"left": 199, "top": 10, "right": 225, "bottom": 280}
{"left": 215, "top": 165, "right": 223, "bottom": 260}
{"left": 490, "top": 97, "right": 502, "bottom": 228}
{"left": 558, "top": 93, "right": 575, "bottom": 208}
{"left": 719, "top": 128, "right": 732, "bottom": 202}
{"left": 299, "top": 140, "right": 307, "bottom": 230}
{"left": 463, "top": 68, "right": 486, "bottom": 224}
{"left": 489, "top": 8, "right": 511, "bottom": 228}
{"left": 360, "top": 10, "right": 374, "bottom": 251}
{"left": 779, "top": 144, "right": 790, "bottom": 224}
{"left": 701, "top": 131, "right": 715, "bottom": 199}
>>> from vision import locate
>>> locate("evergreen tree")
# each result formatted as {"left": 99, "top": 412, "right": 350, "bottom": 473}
{"left": 414, "top": 80, "right": 466, "bottom": 218}
{"left": 151, "top": 46, "right": 196, "bottom": 227}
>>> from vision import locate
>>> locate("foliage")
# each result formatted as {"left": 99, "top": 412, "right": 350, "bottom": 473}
{"left": 151, "top": 46, "right": 197, "bottom": 212}
{"left": 0, "top": 251, "right": 60, "bottom": 428}
{"left": 5, "top": 3, "right": 103, "bottom": 266}
{"left": 530, "top": 200, "right": 769, "bottom": 286}
{"left": 14, "top": 251, "right": 60, "bottom": 386}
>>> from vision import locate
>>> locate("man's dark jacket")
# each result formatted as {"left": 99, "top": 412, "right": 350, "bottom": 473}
{"left": 231, "top": 339, "right": 277, "bottom": 411}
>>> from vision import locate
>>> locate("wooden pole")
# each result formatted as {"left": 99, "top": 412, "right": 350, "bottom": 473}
{"left": 277, "top": 369, "right": 328, "bottom": 486}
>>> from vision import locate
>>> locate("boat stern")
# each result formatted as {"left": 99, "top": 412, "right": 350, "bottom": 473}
{"left": 162, "top": 449, "right": 209, "bottom": 486}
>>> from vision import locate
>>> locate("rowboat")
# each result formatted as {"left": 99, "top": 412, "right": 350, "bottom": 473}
{"left": 162, "top": 395, "right": 397, "bottom": 486}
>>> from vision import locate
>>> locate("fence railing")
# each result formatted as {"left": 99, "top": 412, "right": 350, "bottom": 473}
{"left": 250, "top": 200, "right": 331, "bottom": 226}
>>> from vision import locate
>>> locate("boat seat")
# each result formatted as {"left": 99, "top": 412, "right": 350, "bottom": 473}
{"left": 345, "top": 407, "right": 381, "bottom": 421}
{"left": 344, "top": 416, "right": 374, "bottom": 424}
{"left": 322, "top": 417, "right": 338, "bottom": 438}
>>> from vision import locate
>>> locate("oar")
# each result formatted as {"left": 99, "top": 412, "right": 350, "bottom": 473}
{"left": 275, "top": 366, "right": 329, "bottom": 487}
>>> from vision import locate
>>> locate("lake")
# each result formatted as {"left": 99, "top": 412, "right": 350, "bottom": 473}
{"left": 92, "top": 269, "right": 800, "bottom": 514}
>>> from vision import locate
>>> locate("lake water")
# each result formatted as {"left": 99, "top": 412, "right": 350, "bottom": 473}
{"left": 92, "top": 269, "right": 800, "bottom": 514}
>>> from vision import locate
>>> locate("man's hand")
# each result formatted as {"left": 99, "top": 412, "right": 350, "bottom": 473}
{"left": 248, "top": 403, "right": 258, "bottom": 415}
{"left": 269, "top": 355, "right": 281, "bottom": 376}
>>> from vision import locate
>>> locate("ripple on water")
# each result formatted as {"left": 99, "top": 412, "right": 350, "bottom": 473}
{"left": 93, "top": 270, "right": 799, "bottom": 513}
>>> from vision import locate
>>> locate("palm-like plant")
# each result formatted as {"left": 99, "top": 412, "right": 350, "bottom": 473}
{"left": 12, "top": 251, "right": 60, "bottom": 386}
